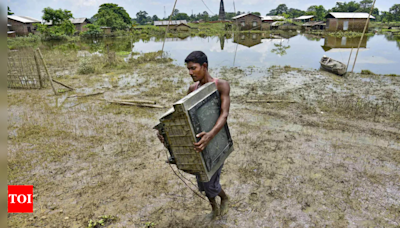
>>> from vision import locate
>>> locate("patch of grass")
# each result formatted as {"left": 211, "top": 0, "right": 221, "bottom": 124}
{"left": 87, "top": 215, "right": 118, "bottom": 228}
{"left": 384, "top": 74, "right": 399, "bottom": 77}
{"left": 116, "top": 51, "right": 131, "bottom": 56}
{"left": 361, "top": 70, "right": 375, "bottom": 75}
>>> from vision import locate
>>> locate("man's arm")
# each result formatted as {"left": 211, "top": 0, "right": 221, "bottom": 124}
{"left": 194, "top": 80, "right": 230, "bottom": 152}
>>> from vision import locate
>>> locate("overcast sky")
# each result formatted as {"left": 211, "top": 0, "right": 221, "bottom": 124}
{"left": 7, "top": 0, "right": 398, "bottom": 20}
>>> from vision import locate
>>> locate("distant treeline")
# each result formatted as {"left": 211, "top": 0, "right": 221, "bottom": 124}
{"left": 126, "top": 1, "right": 400, "bottom": 24}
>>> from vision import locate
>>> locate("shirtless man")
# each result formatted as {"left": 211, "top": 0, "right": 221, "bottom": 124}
{"left": 158, "top": 51, "right": 231, "bottom": 219}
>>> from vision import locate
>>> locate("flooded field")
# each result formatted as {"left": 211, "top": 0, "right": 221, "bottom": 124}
{"left": 7, "top": 43, "right": 400, "bottom": 228}
{"left": 37, "top": 32, "right": 400, "bottom": 75}
{"left": 132, "top": 33, "right": 399, "bottom": 75}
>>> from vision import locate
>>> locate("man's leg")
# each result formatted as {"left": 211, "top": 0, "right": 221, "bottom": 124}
{"left": 218, "top": 188, "right": 229, "bottom": 215}
{"left": 207, "top": 196, "right": 220, "bottom": 219}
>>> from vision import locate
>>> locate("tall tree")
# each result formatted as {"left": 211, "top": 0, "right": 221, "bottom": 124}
{"left": 381, "top": 11, "right": 394, "bottom": 22}
{"left": 152, "top": 15, "right": 159, "bottom": 21}
{"left": 307, "top": 5, "right": 326, "bottom": 21}
{"left": 42, "top": 7, "right": 73, "bottom": 25}
{"left": 331, "top": 1, "right": 360, "bottom": 12}
{"left": 276, "top": 4, "right": 288, "bottom": 15}
{"left": 8, "top": 6, "right": 14, "bottom": 15}
{"left": 173, "top": 13, "right": 190, "bottom": 20}
{"left": 287, "top": 8, "right": 305, "bottom": 18}
{"left": 360, "top": 0, "right": 373, "bottom": 10}
{"left": 267, "top": 9, "right": 277, "bottom": 16}
{"left": 173, "top": 9, "right": 180, "bottom": 16}
{"left": 390, "top": 4, "right": 400, "bottom": 21}
{"left": 136, "top": 11, "right": 148, "bottom": 25}
{"left": 94, "top": 3, "right": 131, "bottom": 30}
{"left": 39, "top": 7, "right": 75, "bottom": 37}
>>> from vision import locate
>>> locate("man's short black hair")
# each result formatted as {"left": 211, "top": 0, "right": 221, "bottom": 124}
{"left": 185, "top": 51, "right": 208, "bottom": 67}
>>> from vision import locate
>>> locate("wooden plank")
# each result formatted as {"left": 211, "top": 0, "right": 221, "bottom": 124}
{"left": 112, "top": 99, "right": 156, "bottom": 105}
{"left": 246, "top": 100, "right": 296, "bottom": 103}
{"left": 68, "top": 91, "right": 104, "bottom": 98}
{"left": 52, "top": 79, "right": 74, "bottom": 90}
{"left": 108, "top": 100, "right": 164, "bottom": 108}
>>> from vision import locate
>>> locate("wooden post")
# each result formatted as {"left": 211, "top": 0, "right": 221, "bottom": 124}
{"left": 33, "top": 52, "right": 43, "bottom": 89}
{"left": 37, "top": 48, "right": 57, "bottom": 95}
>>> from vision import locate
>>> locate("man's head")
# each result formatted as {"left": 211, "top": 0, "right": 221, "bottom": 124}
{"left": 185, "top": 51, "right": 208, "bottom": 82}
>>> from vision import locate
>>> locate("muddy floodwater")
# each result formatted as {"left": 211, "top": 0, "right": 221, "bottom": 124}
{"left": 7, "top": 32, "right": 400, "bottom": 227}
{"left": 131, "top": 34, "right": 400, "bottom": 75}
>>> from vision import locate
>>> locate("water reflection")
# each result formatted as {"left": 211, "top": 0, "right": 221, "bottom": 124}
{"left": 38, "top": 32, "right": 400, "bottom": 74}
{"left": 383, "top": 33, "right": 400, "bottom": 50}
{"left": 321, "top": 36, "right": 368, "bottom": 52}
{"left": 233, "top": 33, "right": 262, "bottom": 48}
{"left": 271, "top": 40, "right": 291, "bottom": 56}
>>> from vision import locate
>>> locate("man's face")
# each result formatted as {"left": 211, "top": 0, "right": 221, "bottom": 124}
{"left": 186, "top": 62, "right": 206, "bottom": 82}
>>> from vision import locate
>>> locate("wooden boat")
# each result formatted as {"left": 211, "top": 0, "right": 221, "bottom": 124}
{"left": 320, "top": 56, "right": 347, "bottom": 76}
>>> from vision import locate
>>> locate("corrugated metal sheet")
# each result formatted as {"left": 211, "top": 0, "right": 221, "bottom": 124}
{"left": 154, "top": 20, "right": 187, "bottom": 26}
{"left": 327, "top": 12, "right": 375, "bottom": 19}
{"left": 262, "top": 16, "right": 285, "bottom": 21}
{"left": 232, "top": 13, "right": 261, "bottom": 20}
{"left": 44, "top": 18, "right": 89, "bottom": 25}
{"left": 302, "top": 21, "right": 325, "bottom": 26}
{"left": 70, "top": 18, "right": 88, "bottom": 24}
{"left": 7, "top": 15, "right": 41, "bottom": 23}
{"left": 295, "top": 15, "right": 314, "bottom": 20}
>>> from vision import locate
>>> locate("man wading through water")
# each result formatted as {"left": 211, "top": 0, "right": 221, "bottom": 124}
{"left": 157, "top": 51, "right": 230, "bottom": 219}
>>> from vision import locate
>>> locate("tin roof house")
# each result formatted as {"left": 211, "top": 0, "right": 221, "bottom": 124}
{"left": 7, "top": 15, "right": 41, "bottom": 36}
{"left": 325, "top": 12, "right": 375, "bottom": 32}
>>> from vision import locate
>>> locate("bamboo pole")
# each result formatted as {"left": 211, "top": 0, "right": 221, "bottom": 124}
{"left": 52, "top": 79, "right": 74, "bottom": 90}
{"left": 37, "top": 48, "right": 57, "bottom": 95}
{"left": 351, "top": 0, "right": 376, "bottom": 73}
{"left": 161, "top": 0, "right": 178, "bottom": 58}
{"left": 33, "top": 52, "right": 43, "bottom": 89}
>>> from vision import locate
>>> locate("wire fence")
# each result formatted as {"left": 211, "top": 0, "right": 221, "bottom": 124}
{"left": 7, "top": 48, "right": 48, "bottom": 89}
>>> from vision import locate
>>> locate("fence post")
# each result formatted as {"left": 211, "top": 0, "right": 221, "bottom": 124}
{"left": 33, "top": 51, "right": 43, "bottom": 89}
{"left": 37, "top": 48, "right": 57, "bottom": 95}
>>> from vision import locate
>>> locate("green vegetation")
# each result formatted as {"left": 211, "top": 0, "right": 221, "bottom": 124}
{"left": 37, "top": 7, "right": 75, "bottom": 39}
{"left": 93, "top": 3, "right": 131, "bottom": 31}
{"left": 8, "top": 6, "right": 14, "bottom": 15}
{"left": 81, "top": 24, "right": 103, "bottom": 37}
{"left": 87, "top": 215, "right": 117, "bottom": 228}
{"left": 361, "top": 69, "right": 375, "bottom": 75}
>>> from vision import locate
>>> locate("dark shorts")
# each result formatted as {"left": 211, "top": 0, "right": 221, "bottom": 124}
{"left": 196, "top": 164, "right": 223, "bottom": 198}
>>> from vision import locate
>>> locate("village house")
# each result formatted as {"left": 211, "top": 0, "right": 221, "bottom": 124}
{"left": 294, "top": 15, "right": 315, "bottom": 23}
{"left": 302, "top": 21, "right": 326, "bottom": 31}
{"left": 7, "top": 15, "right": 41, "bottom": 36}
{"left": 232, "top": 13, "right": 262, "bottom": 30}
{"left": 271, "top": 21, "right": 298, "bottom": 30}
{"left": 261, "top": 16, "right": 285, "bottom": 23}
{"left": 7, "top": 24, "right": 16, "bottom": 38}
{"left": 154, "top": 20, "right": 191, "bottom": 31}
{"left": 154, "top": 20, "right": 188, "bottom": 28}
{"left": 261, "top": 16, "right": 285, "bottom": 30}
{"left": 325, "top": 12, "right": 375, "bottom": 32}
{"left": 100, "top": 27, "right": 112, "bottom": 35}
{"left": 174, "top": 23, "right": 191, "bottom": 32}
{"left": 44, "top": 18, "right": 91, "bottom": 33}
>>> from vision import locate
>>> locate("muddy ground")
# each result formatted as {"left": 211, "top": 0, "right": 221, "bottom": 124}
{"left": 7, "top": 61, "right": 400, "bottom": 227}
